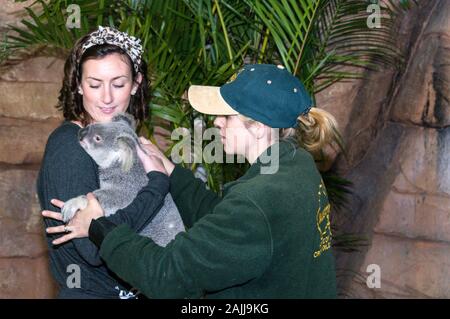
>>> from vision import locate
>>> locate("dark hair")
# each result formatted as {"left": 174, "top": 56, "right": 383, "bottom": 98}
{"left": 57, "top": 32, "right": 149, "bottom": 127}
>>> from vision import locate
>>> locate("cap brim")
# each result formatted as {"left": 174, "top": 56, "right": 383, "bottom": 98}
{"left": 188, "top": 85, "right": 238, "bottom": 115}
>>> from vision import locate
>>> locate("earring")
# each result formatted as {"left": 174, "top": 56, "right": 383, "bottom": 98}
{"left": 78, "top": 88, "right": 83, "bottom": 95}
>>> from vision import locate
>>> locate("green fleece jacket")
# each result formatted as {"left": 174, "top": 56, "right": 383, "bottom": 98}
{"left": 94, "top": 140, "right": 337, "bottom": 298}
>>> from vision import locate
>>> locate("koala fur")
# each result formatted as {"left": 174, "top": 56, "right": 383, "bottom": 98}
{"left": 61, "top": 113, "right": 185, "bottom": 247}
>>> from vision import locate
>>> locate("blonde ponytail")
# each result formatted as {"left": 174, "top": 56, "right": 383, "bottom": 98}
{"left": 236, "top": 108, "right": 342, "bottom": 161}
{"left": 281, "top": 107, "right": 341, "bottom": 158}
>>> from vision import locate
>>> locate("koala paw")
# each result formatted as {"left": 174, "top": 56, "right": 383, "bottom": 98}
{"left": 61, "top": 195, "right": 88, "bottom": 223}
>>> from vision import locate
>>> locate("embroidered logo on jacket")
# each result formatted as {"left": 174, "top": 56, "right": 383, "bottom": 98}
{"left": 313, "top": 181, "right": 332, "bottom": 258}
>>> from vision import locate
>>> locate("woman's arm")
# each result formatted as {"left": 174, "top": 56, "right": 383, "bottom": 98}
{"left": 103, "top": 144, "right": 170, "bottom": 231}
{"left": 105, "top": 171, "right": 169, "bottom": 232}
{"left": 137, "top": 139, "right": 221, "bottom": 228}
{"left": 44, "top": 142, "right": 103, "bottom": 266}
{"left": 169, "top": 165, "right": 222, "bottom": 228}
{"left": 95, "top": 192, "right": 272, "bottom": 298}
{"left": 44, "top": 190, "right": 272, "bottom": 298}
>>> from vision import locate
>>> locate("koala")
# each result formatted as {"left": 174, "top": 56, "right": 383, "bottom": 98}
{"left": 61, "top": 113, "right": 185, "bottom": 247}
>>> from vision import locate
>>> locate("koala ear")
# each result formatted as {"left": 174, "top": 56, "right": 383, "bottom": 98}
{"left": 112, "top": 113, "right": 136, "bottom": 130}
{"left": 117, "top": 135, "right": 136, "bottom": 173}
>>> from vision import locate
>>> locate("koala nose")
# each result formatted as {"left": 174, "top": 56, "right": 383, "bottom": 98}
{"left": 78, "top": 127, "right": 89, "bottom": 141}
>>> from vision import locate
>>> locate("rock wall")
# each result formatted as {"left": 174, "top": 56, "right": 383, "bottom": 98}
{"left": 323, "top": 0, "right": 450, "bottom": 298}
{"left": 0, "top": 0, "right": 61, "bottom": 298}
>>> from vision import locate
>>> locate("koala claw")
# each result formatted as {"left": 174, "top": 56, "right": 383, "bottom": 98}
{"left": 61, "top": 195, "right": 88, "bottom": 223}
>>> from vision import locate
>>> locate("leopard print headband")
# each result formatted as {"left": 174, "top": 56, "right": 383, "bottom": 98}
{"left": 81, "top": 26, "right": 143, "bottom": 72}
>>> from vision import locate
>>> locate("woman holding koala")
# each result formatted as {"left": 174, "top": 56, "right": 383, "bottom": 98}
{"left": 43, "top": 64, "right": 338, "bottom": 298}
{"left": 37, "top": 26, "right": 170, "bottom": 299}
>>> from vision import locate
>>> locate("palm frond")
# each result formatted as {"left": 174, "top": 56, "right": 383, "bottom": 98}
{"left": 322, "top": 170, "right": 353, "bottom": 212}
{"left": 3, "top": 0, "right": 111, "bottom": 57}
{"left": 248, "top": 0, "right": 403, "bottom": 94}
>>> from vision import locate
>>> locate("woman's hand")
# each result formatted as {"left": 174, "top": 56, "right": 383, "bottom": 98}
{"left": 42, "top": 193, "right": 105, "bottom": 245}
{"left": 137, "top": 136, "right": 175, "bottom": 175}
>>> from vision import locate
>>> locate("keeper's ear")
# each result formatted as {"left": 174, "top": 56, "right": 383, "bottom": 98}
{"left": 112, "top": 113, "right": 136, "bottom": 130}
